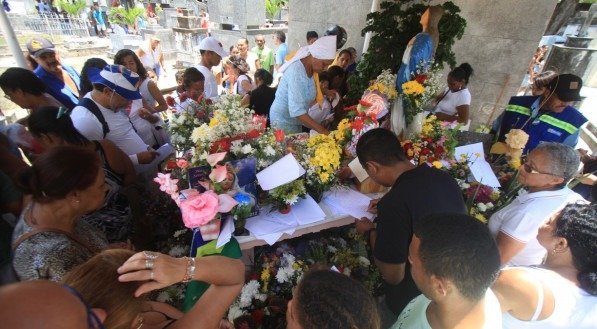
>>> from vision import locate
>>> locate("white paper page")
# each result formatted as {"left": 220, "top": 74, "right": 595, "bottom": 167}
{"left": 454, "top": 143, "right": 501, "bottom": 188}
{"left": 348, "top": 157, "right": 369, "bottom": 182}
{"left": 216, "top": 216, "right": 234, "bottom": 248}
{"left": 259, "top": 229, "right": 296, "bottom": 245}
{"left": 245, "top": 210, "right": 298, "bottom": 236}
{"left": 291, "top": 195, "right": 326, "bottom": 225}
{"left": 256, "top": 154, "right": 306, "bottom": 190}
{"left": 322, "top": 189, "right": 374, "bottom": 220}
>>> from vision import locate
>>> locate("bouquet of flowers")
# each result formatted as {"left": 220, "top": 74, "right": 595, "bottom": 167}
{"left": 401, "top": 63, "right": 442, "bottom": 125}
{"left": 267, "top": 179, "right": 307, "bottom": 213}
{"left": 229, "top": 129, "right": 287, "bottom": 171}
{"left": 367, "top": 69, "right": 398, "bottom": 100}
{"left": 463, "top": 183, "right": 501, "bottom": 223}
{"left": 190, "top": 95, "right": 265, "bottom": 165}
{"left": 334, "top": 100, "right": 380, "bottom": 157}
{"left": 153, "top": 152, "right": 239, "bottom": 240}
{"left": 296, "top": 134, "right": 343, "bottom": 201}
{"left": 401, "top": 115, "right": 459, "bottom": 165}
{"left": 166, "top": 93, "right": 214, "bottom": 154}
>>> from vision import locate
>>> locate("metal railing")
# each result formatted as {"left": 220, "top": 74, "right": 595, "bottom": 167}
{"left": 8, "top": 14, "right": 91, "bottom": 40}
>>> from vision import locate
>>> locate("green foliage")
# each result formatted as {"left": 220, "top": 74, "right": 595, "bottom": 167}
{"left": 346, "top": 1, "right": 466, "bottom": 104}
{"left": 109, "top": 7, "right": 145, "bottom": 27}
{"left": 265, "top": 0, "right": 287, "bottom": 20}
{"left": 57, "top": 0, "right": 87, "bottom": 16}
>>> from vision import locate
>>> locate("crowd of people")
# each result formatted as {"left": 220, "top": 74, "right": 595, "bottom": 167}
{"left": 0, "top": 9, "right": 595, "bottom": 328}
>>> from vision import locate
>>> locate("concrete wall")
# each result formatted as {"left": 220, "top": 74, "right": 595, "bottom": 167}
{"left": 287, "top": 0, "right": 558, "bottom": 129}
{"left": 287, "top": 0, "right": 371, "bottom": 55}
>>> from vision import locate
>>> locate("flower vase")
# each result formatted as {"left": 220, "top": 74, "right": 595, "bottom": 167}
{"left": 233, "top": 217, "right": 249, "bottom": 236}
{"left": 404, "top": 111, "right": 426, "bottom": 139}
{"left": 278, "top": 205, "right": 291, "bottom": 214}
{"left": 198, "top": 218, "right": 221, "bottom": 240}
{"left": 307, "top": 186, "right": 324, "bottom": 203}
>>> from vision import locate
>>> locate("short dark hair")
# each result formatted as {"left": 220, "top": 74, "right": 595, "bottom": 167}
{"left": 306, "top": 31, "right": 318, "bottom": 40}
{"left": 114, "top": 49, "right": 147, "bottom": 79}
{"left": 415, "top": 213, "right": 500, "bottom": 301}
{"left": 356, "top": 128, "right": 407, "bottom": 166}
{"left": 28, "top": 106, "right": 89, "bottom": 146}
{"left": 448, "top": 63, "right": 474, "bottom": 84}
{"left": 0, "top": 67, "right": 46, "bottom": 96}
{"left": 274, "top": 31, "right": 286, "bottom": 43}
{"left": 254, "top": 68, "right": 273, "bottom": 86}
{"left": 554, "top": 203, "right": 597, "bottom": 295}
{"left": 16, "top": 145, "right": 101, "bottom": 203}
{"left": 80, "top": 58, "right": 108, "bottom": 97}
{"left": 183, "top": 67, "right": 205, "bottom": 90}
{"left": 294, "top": 270, "right": 380, "bottom": 329}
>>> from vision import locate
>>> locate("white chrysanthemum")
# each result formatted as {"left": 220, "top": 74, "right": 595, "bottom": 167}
{"left": 285, "top": 194, "right": 299, "bottom": 205}
{"left": 156, "top": 291, "right": 172, "bottom": 303}
{"left": 264, "top": 145, "right": 276, "bottom": 156}
{"left": 486, "top": 202, "right": 494, "bottom": 208}
{"left": 358, "top": 256, "right": 371, "bottom": 267}
{"left": 275, "top": 267, "right": 292, "bottom": 284}
{"left": 477, "top": 203, "right": 487, "bottom": 212}
{"left": 238, "top": 280, "right": 260, "bottom": 308}
{"left": 230, "top": 140, "right": 243, "bottom": 154}
{"left": 191, "top": 124, "right": 210, "bottom": 143}
{"left": 241, "top": 144, "right": 253, "bottom": 154}
{"left": 227, "top": 305, "right": 246, "bottom": 322}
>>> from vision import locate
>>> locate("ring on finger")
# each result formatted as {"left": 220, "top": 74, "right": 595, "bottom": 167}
{"left": 145, "top": 258, "right": 154, "bottom": 270}
{"left": 150, "top": 270, "right": 155, "bottom": 281}
{"left": 143, "top": 251, "right": 159, "bottom": 260}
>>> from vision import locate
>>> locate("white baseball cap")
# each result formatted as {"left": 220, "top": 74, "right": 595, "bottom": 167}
{"left": 198, "top": 37, "right": 228, "bottom": 58}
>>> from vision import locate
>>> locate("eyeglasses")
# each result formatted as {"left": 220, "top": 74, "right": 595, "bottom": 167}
{"left": 521, "top": 156, "right": 558, "bottom": 176}
{"left": 63, "top": 285, "right": 105, "bottom": 329}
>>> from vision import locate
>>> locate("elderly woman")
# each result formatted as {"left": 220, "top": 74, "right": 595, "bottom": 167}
{"left": 27, "top": 107, "right": 137, "bottom": 244}
{"left": 12, "top": 145, "right": 109, "bottom": 281}
{"left": 488, "top": 142, "right": 585, "bottom": 266}
{"left": 269, "top": 35, "right": 337, "bottom": 135}
{"left": 227, "top": 56, "right": 253, "bottom": 96}
{"left": 432, "top": 63, "right": 474, "bottom": 125}
{"left": 492, "top": 203, "right": 597, "bottom": 328}
{"left": 63, "top": 249, "right": 244, "bottom": 329}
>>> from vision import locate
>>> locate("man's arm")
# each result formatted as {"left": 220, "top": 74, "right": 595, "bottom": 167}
{"left": 375, "top": 258, "right": 406, "bottom": 285}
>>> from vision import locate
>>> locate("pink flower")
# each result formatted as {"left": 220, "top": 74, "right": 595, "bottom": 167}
{"left": 176, "top": 159, "right": 189, "bottom": 169}
{"left": 209, "top": 164, "right": 228, "bottom": 183}
{"left": 179, "top": 190, "right": 220, "bottom": 228}
{"left": 153, "top": 173, "right": 179, "bottom": 199}
{"left": 207, "top": 152, "right": 227, "bottom": 167}
{"left": 218, "top": 193, "right": 238, "bottom": 213}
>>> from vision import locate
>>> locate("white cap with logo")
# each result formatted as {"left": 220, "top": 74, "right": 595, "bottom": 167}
{"left": 198, "top": 37, "right": 228, "bottom": 58}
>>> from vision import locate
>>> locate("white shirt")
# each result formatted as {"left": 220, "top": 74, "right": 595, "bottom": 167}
{"left": 243, "top": 51, "right": 259, "bottom": 78}
{"left": 434, "top": 87, "right": 471, "bottom": 116}
{"left": 196, "top": 64, "right": 219, "bottom": 100}
{"left": 488, "top": 188, "right": 585, "bottom": 266}
{"left": 70, "top": 93, "right": 148, "bottom": 165}
{"left": 502, "top": 267, "right": 597, "bottom": 329}
{"left": 233, "top": 75, "right": 251, "bottom": 97}
{"left": 392, "top": 290, "right": 502, "bottom": 329}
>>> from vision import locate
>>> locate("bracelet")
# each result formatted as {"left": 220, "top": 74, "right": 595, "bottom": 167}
{"left": 181, "top": 257, "right": 196, "bottom": 283}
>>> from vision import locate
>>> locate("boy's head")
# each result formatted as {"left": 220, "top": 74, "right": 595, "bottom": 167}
{"left": 356, "top": 128, "right": 408, "bottom": 186}
{"left": 410, "top": 213, "right": 500, "bottom": 303}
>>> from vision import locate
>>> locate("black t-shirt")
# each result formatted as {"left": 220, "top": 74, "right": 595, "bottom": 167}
{"left": 373, "top": 165, "right": 466, "bottom": 315}
{"left": 248, "top": 85, "right": 276, "bottom": 119}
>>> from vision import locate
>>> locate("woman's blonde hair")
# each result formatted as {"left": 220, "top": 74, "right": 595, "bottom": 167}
{"left": 63, "top": 249, "right": 144, "bottom": 329}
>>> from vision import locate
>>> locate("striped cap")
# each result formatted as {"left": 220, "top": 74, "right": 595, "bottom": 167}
{"left": 88, "top": 65, "right": 142, "bottom": 100}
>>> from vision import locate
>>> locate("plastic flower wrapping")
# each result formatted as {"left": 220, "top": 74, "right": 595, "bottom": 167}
{"left": 296, "top": 134, "right": 343, "bottom": 197}
{"left": 401, "top": 62, "right": 442, "bottom": 125}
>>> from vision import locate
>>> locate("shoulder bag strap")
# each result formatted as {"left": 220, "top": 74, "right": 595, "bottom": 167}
{"left": 12, "top": 227, "right": 99, "bottom": 255}
{"left": 78, "top": 97, "right": 110, "bottom": 138}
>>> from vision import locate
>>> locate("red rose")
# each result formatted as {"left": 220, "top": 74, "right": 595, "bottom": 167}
{"left": 434, "top": 145, "right": 445, "bottom": 154}
{"left": 351, "top": 118, "right": 364, "bottom": 131}
{"left": 195, "top": 111, "right": 205, "bottom": 119}
{"left": 421, "top": 148, "right": 430, "bottom": 155}
{"left": 246, "top": 129, "right": 261, "bottom": 139}
{"left": 414, "top": 74, "right": 428, "bottom": 84}
{"left": 403, "top": 142, "right": 413, "bottom": 150}
{"left": 251, "top": 309, "right": 264, "bottom": 324}
{"left": 179, "top": 92, "right": 188, "bottom": 102}
{"left": 274, "top": 129, "right": 285, "bottom": 142}
{"left": 165, "top": 159, "right": 177, "bottom": 170}
{"left": 359, "top": 99, "right": 372, "bottom": 107}
{"left": 166, "top": 96, "right": 175, "bottom": 107}
{"left": 424, "top": 137, "right": 433, "bottom": 144}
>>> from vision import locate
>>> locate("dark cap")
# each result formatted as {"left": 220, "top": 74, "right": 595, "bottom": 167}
{"left": 549, "top": 74, "right": 583, "bottom": 102}
{"left": 26, "top": 37, "right": 55, "bottom": 57}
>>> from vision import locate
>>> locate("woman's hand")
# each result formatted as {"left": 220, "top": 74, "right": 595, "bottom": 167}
{"left": 117, "top": 251, "right": 187, "bottom": 297}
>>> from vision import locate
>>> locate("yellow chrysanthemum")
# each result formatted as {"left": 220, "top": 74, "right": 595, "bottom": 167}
{"left": 402, "top": 81, "right": 425, "bottom": 96}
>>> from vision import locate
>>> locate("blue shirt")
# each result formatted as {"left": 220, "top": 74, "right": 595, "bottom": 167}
{"left": 269, "top": 61, "right": 315, "bottom": 133}
{"left": 34, "top": 64, "right": 81, "bottom": 110}
{"left": 275, "top": 43, "right": 288, "bottom": 65}
{"left": 93, "top": 10, "right": 105, "bottom": 25}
